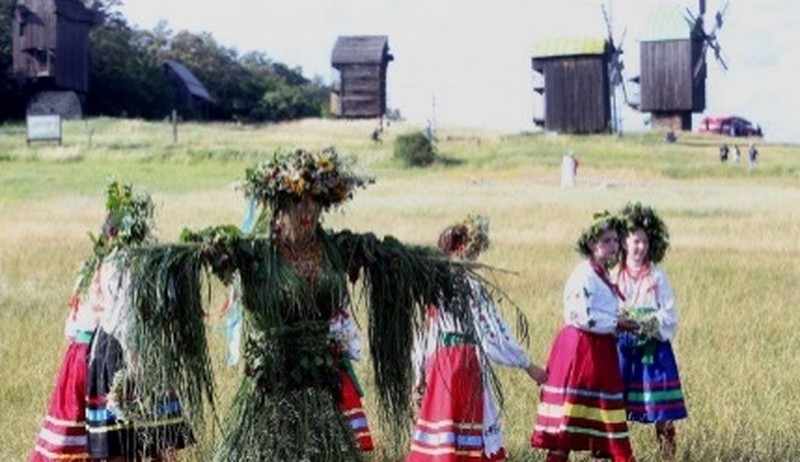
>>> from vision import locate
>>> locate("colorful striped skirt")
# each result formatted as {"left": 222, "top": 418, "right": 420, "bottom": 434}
{"left": 337, "top": 362, "right": 374, "bottom": 451}
{"left": 30, "top": 334, "right": 92, "bottom": 462}
{"left": 532, "top": 326, "right": 633, "bottom": 460}
{"left": 407, "top": 344, "right": 504, "bottom": 462}
{"left": 85, "top": 329, "right": 192, "bottom": 459}
{"left": 617, "top": 334, "right": 688, "bottom": 423}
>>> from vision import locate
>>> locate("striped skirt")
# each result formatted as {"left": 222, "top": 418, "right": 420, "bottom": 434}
{"left": 338, "top": 362, "right": 374, "bottom": 451}
{"left": 30, "top": 336, "right": 92, "bottom": 462}
{"left": 407, "top": 344, "right": 505, "bottom": 462}
{"left": 86, "top": 329, "right": 192, "bottom": 459}
{"left": 617, "top": 334, "right": 688, "bottom": 423}
{"left": 532, "top": 326, "right": 633, "bottom": 460}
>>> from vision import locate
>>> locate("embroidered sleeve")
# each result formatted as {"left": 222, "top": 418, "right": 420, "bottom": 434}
{"left": 329, "top": 305, "right": 362, "bottom": 361}
{"left": 654, "top": 268, "right": 678, "bottom": 341}
{"left": 472, "top": 281, "right": 530, "bottom": 368}
{"left": 563, "top": 265, "right": 617, "bottom": 334}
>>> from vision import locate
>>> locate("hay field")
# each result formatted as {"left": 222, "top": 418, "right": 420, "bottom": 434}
{"left": 1, "top": 118, "right": 798, "bottom": 461}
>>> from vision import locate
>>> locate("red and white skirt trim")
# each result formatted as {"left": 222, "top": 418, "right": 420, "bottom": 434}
{"left": 30, "top": 341, "right": 90, "bottom": 462}
{"left": 531, "top": 326, "right": 634, "bottom": 461}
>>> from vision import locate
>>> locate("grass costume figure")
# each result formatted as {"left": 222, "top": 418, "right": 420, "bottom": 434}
{"left": 124, "top": 147, "right": 521, "bottom": 461}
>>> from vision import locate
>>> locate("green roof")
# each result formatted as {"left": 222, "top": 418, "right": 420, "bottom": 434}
{"left": 640, "top": 6, "right": 692, "bottom": 41}
{"left": 531, "top": 37, "right": 607, "bottom": 59}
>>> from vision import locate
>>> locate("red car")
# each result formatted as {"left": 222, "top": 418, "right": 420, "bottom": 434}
{"left": 699, "top": 116, "right": 763, "bottom": 137}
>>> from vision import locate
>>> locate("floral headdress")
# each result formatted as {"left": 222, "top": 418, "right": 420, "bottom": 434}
{"left": 461, "top": 214, "right": 491, "bottom": 260}
{"left": 76, "top": 179, "right": 155, "bottom": 292}
{"left": 242, "top": 147, "right": 373, "bottom": 211}
{"left": 575, "top": 210, "right": 625, "bottom": 259}
{"left": 619, "top": 202, "right": 670, "bottom": 264}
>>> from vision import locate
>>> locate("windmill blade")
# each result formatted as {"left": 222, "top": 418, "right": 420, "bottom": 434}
{"left": 709, "top": 39, "right": 728, "bottom": 71}
{"left": 600, "top": 3, "right": 615, "bottom": 47}
{"left": 693, "top": 40, "right": 710, "bottom": 78}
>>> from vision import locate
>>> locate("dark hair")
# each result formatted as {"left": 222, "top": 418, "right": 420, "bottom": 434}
{"left": 619, "top": 202, "right": 670, "bottom": 264}
{"left": 575, "top": 210, "right": 624, "bottom": 258}
{"left": 438, "top": 224, "right": 469, "bottom": 256}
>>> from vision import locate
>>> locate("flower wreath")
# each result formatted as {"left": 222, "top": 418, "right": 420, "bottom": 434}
{"left": 461, "top": 214, "right": 491, "bottom": 260}
{"left": 76, "top": 179, "right": 155, "bottom": 292}
{"left": 619, "top": 202, "right": 670, "bottom": 264}
{"left": 242, "top": 147, "right": 373, "bottom": 211}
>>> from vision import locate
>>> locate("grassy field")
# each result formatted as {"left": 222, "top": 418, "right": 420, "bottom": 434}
{"left": 1, "top": 117, "right": 799, "bottom": 461}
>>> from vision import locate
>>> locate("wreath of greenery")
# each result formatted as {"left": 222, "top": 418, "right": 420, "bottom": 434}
{"left": 242, "top": 147, "right": 373, "bottom": 211}
{"left": 575, "top": 210, "right": 626, "bottom": 260}
{"left": 619, "top": 201, "right": 670, "bottom": 264}
{"left": 76, "top": 179, "right": 155, "bottom": 292}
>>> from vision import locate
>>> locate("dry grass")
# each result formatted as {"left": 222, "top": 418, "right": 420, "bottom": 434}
{"left": 1, "top": 118, "right": 799, "bottom": 461}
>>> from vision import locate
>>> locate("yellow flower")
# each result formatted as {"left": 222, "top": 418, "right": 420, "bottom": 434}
{"left": 289, "top": 176, "right": 306, "bottom": 195}
{"left": 317, "top": 156, "right": 333, "bottom": 172}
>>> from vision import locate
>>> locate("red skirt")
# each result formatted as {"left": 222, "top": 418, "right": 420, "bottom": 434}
{"left": 338, "top": 365, "right": 374, "bottom": 451}
{"left": 407, "top": 344, "right": 503, "bottom": 462}
{"left": 30, "top": 341, "right": 90, "bottom": 462}
{"left": 531, "top": 326, "right": 633, "bottom": 461}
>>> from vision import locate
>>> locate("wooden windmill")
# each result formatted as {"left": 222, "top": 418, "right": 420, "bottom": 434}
{"left": 11, "top": 0, "right": 98, "bottom": 118}
{"left": 530, "top": 37, "right": 612, "bottom": 134}
{"left": 330, "top": 35, "right": 394, "bottom": 120}
{"left": 637, "top": 0, "right": 729, "bottom": 131}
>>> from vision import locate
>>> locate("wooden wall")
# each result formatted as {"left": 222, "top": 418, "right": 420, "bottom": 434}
{"left": 639, "top": 39, "right": 706, "bottom": 113}
{"left": 532, "top": 55, "right": 610, "bottom": 134}
{"left": 337, "top": 64, "right": 387, "bottom": 118}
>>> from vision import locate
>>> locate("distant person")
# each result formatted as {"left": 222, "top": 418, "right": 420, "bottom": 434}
{"left": 560, "top": 152, "right": 578, "bottom": 187}
{"left": 733, "top": 144, "right": 741, "bottom": 164}
{"left": 531, "top": 211, "right": 639, "bottom": 462}
{"left": 748, "top": 143, "right": 759, "bottom": 167}
{"left": 719, "top": 143, "right": 729, "bottom": 163}
{"left": 614, "top": 203, "right": 688, "bottom": 461}
{"left": 371, "top": 126, "right": 382, "bottom": 143}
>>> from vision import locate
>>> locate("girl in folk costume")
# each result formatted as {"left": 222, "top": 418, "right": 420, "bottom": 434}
{"left": 29, "top": 180, "right": 157, "bottom": 462}
{"left": 531, "top": 211, "right": 639, "bottom": 462}
{"left": 614, "top": 203, "right": 687, "bottom": 459}
{"left": 83, "top": 181, "right": 193, "bottom": 461}
{"left": 408, "top": 215, "right": 547, "bottom": 462}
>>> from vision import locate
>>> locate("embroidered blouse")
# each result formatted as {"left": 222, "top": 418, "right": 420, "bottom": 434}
{"left": 563, "top": 260, "right": 621, "bottom": 335}
{"left": 615, "top": 264, "right": 677, "bottom": 341}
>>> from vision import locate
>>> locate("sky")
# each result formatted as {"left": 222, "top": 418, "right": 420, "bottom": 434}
{"left": 119, "top": 0, "right": 799, "bottom": 144}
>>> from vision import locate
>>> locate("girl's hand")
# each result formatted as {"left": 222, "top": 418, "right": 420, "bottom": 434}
{"left": 526, "top": 364, "right": 548, "bottom": 386}
{"left": 617, "top": 315, "right": 640, "bottom": 332}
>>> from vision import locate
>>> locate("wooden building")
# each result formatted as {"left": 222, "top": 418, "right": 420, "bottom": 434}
{"left": 12, "top": 0, "right": 97, "bottom": 94}
{"left": 330, "top": 35, "right": 393, "bottom": 119}
{"left": 164, "top": 59, "right": 213, "bottom": 119}
{"left": 638, "top": 6, "right": 706, "bottom": 131}
{"left": 531, "top": 37, "right": 611, "bottom": 134}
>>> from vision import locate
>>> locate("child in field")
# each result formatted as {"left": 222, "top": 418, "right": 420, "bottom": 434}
{"left": 614, "top": 202, "right": 687, "bottom": 459}
{"left": 408, "top": 215, "right": 547, "bottom": 462}
{"left": 531, "top": 211, "right": 638, "bottom": 462}
{"left": 29, "top": 181, "right": 160, "bottom": 461}
{"left": 81, "top": 181, "right": 193, "bottom": 461}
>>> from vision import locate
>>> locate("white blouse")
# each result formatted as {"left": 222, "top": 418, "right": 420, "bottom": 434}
{"left": 412, "top": 276, "right": 531, "bottom": 387}
{"left": 615, "top": 264, "right": 678, "bottom": 341}
{"left": 563, "top": 260, "right": 621, "bottom": 335}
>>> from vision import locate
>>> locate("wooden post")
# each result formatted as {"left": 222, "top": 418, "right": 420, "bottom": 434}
{"left": 172, "top": 109, "right": 178, "bottom": 143}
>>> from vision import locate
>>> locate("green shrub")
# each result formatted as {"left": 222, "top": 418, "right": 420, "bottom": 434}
{"left": 393, "top": 131, "right": 436, "bottom": 167}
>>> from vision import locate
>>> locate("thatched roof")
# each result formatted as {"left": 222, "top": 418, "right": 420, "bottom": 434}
{"left": 640, "top": 5, "right": 692, "bottom": 42}
{"left": 331, "top": 35, "right": 393, "bottom": 66}
{"left": 531, "top": 37, "right": 608, "bottom": 59}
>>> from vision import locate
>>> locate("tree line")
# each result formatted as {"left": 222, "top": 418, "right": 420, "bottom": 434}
{"left": 0, "top": 0, "right": 330, "bottom": 122}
